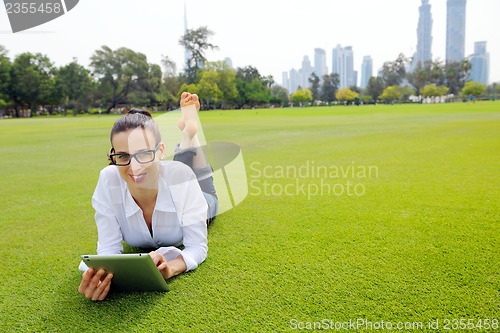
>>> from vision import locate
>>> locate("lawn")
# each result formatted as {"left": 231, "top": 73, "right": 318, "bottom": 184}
{"left": 0, "top": 102, "right": 499, "bottom": 332}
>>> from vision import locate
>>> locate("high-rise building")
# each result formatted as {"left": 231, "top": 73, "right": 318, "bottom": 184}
{"left": 289, "top": 68, "right": 299, "bottom": 93}
{"left": 314, "top": 48, "right": 328, "bottom": 81}
{"left": 446, "top": 0, "right": 467, "bottom": 63}
{"left": 470, "top": 41, "right": 489, "bottom": 85}
{"left": 332, "top": 45, "right": 356, "bottom": 88}
{"left": 301, "top": 56, "right": 313, "bottom": 88}
{"left": 224, "top": 57, "right": 233, "bottom": 68}
{"left": 183, "top": 1, "right": 191, "bottom": 71}
{"left": 360, "top": 56, "right": 373, "bottom": 89}
{"left": 413, "top": 0, "right": 433, "bottom": 69}
{"left": 282, "top": 72, "right": 290, "bottom": 92}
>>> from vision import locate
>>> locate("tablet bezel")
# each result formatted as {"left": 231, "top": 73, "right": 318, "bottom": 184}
{"left": 80, "top": 253, "right": 169, "bottom": 292}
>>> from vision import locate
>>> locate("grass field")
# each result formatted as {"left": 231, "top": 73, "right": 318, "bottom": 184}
{"left": 0, "top": 102, "right": 499, "bottom": 332}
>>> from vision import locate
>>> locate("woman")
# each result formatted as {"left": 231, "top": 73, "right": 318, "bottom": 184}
{"left": 78, "top": 92, "right": 217, "bottom": 301}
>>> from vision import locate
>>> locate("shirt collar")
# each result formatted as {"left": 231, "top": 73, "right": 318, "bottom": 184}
{"left": 123, "top": 172, "right": 176, "bottom": 217}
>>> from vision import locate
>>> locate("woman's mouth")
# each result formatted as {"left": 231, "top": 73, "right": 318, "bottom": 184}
{"left": 130, "top": 173, "right": 146, "bottom": 183}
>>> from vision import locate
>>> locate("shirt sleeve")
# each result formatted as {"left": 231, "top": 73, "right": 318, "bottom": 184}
{"left": 163, "top": 172, "right": 208, "bottom": 271}
{"left": 79, "top": 168, "right": 124, "bottom": 272}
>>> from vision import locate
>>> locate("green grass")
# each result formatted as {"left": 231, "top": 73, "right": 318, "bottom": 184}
{"left": 0, "top": 102, "right": 499, "bottom": 332}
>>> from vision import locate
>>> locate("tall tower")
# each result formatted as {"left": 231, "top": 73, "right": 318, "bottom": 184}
{"left": 414, "top": 0, "right": 433, "bottom": 68}
{"left": 446, "top": 0, "right": 467, "bottom": 63}
{"left": 360, "top": 56, "right": 373, "bottom": 89}
{"left": 184, "top": 1, "right": 191, "bottom": 71}
{"left": 314, "top": 48, "right": 328, "bottom": 81}
{"left": 301, "top": 56, "right": 313, "bottom": 88}
{"left": 470, "top": 41, "right": 489, "bottom": 85}
{"left": 332, "top": 45, "right": 355, "bottom": 88}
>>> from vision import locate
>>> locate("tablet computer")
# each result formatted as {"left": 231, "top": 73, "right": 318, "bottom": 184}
{"left": 80, "top": 254, "right": 169, "bottom": 292}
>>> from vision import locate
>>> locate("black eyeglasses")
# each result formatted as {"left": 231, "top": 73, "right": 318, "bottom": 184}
{"left": 108, "top": 143, "right": 160, "bottom": 166}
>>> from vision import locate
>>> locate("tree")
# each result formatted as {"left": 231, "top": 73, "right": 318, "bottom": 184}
{"left": 270, "top": 85, "right": 290, "bottom": 107}
{"left": 54, "top": 59, "right": 94, "bottom": 114}
{"left": 429, "top": 59, "right": 445, "bottom": 85}
{"left": 9, "top": 52, "right": 55, "bottom": 117}
{"left": 320, "top": 73, "right": 340, "bottom": 105}
{"left": 336, "top": 88, "right": 359, "bottom": 104}
{"left": 236, "top": 66, "right": 262, "bottom": 83}
{"left": 0, "top": 46, "right": 11, "bottom": 110}
{"left": 179, "top": 26, "right": 218, "bottom": 83}
{"left": 90, "top": 46, "right": 153, "bottom": 113}
{"left": 161, "top": 55, "right": 182, "bottom": 110}
{"left": 197, "top": 70, "right": 223, "bottom": 109}
{"left": 308, "top": 73, "right": 320, "bottom": 101}
{"left": 461, "top": 81, "right": 486, "bottom": 99}
{"left": 381, "top": 53, "right": 410, "bottom": 86}
{"left": 127, "top": 63, "right": 165, "bottom": 107}
{"left": 290, "top": 88, "right": 312, "bottom": 106}
{"left": 204, "top": 61, "right": 238, "bottom": 108}
{"left": 245, "top": 78, "right": 271, "bottom": 107}
{"left": 365, "top": 76, "right": 385, "bottom": 103}
{"left": 444, "top": 59, "right": 472, "bottom": 95}
{"left": 234, "top": 66, "right": 272, "bottom": 108}
{"left": 421, "top": 84, "right": 449, "bottom": 98}
{"left": 407, "top": 62, "right": 430, "bottom": 95}
{"left": 379, "top": 86, "right": 403, "bottom": 103}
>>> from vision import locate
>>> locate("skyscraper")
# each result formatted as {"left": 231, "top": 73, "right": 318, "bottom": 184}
{"left": 446, "top": 0, "right": 467, "bottom": 63}
{"left": 332, "top": 45, "right": 356, "bottom": 88}
{"left": 470, "top": 41, "right": 489, "bottom": 85}
{"left": 360, "top": 56, "right": 373, "bottom": 89}
{"left": 183, "top": 1, "right": 191, "bottom": 71}
{"left": 414, "top": 0, "right": 433, "bottom": 69}
{"left": 282, "top": 71, "right": 290, "bottom": 92}
{"left": 314, "top": 48, "right": 328, "bottom": 81}
{"left": 289, "top": 69, "right": 299, "bottom": 93}
{"left": 301, "top": 55, "right": 313, "bottom": 88}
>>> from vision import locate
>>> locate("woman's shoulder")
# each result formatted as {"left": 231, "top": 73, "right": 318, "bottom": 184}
{"left": 159, "top": 161, "right": 196, "bottom": 186}
{"left": 98, "top": 165, "right": 122, "bottom": 184}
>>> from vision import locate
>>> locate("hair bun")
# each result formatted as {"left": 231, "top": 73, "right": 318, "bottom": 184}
{"left": 127, "top": 109, "right": 152, "bottom": 118}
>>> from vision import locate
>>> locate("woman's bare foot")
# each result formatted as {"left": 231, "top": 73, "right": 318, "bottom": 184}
{"left": 179, "top": 92, "right": 200, "bottom": 148}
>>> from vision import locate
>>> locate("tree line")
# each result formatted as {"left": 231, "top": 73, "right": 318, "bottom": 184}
{"left": 1, "top": 28, "right": 498, "bottom": 117}
{"left": 292, "top": 53, "right": 497, "bottom": 106}
{"left": 0, "top": 27, "right": 289, "bottom": 117}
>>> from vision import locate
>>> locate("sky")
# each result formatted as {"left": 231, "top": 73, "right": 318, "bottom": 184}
{"left": 1, "top": 0, "right": 499, "bottom": 85}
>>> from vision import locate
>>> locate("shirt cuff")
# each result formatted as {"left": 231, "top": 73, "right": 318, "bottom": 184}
{"left": 156, "top": 246, "right": 198, "bottom": 272}
{"left": 78, "top": 260, "right": 89, "bottom": 272}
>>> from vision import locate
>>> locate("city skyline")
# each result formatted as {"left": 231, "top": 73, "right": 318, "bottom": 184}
{"left": 281, "top": 0, "right": 488, "bottom": 92}
{"left": 0, "top": 0, "right": 498, "bottom": 86}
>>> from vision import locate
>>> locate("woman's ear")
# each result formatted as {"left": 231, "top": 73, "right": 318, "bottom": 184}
{"left": 159, "top": 142, "right": 165, "bottom": 159}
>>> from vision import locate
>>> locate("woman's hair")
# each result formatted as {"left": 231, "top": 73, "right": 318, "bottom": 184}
{"left": 110, "top": 109, "right": 161, "bottom": 145}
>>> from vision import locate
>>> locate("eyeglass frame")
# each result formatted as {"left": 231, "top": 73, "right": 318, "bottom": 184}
{"left": 108, "top": 143, "right": 161, "bottom": 166}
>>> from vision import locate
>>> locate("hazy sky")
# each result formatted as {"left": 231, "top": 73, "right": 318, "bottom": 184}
{"left": 1, "top": 0, "right": 498, "bottom": 85}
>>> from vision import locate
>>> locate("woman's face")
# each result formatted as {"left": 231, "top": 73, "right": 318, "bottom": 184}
{"left": 111, "top": 127, "right": 164, "bottom": 191}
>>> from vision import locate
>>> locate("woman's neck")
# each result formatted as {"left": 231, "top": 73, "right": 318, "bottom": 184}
{"left": 129, "top": 187, "right": 158, "bottom": 208}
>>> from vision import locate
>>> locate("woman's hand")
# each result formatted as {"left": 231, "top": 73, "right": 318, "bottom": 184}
{"left": 149, "top": 251, "right": 187, "bottom": 280}
{"left": 78, "top": 268, "right": 113, "bottom": 301}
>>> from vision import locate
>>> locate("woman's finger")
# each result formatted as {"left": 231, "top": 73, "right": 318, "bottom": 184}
{"left": 92, "top": 273, "right": 113, "bottom": 301}
{"left": 78, "top": 268, "right": 94, "bottom": 294}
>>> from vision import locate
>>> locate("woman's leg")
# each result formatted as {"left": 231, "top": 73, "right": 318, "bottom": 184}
{"left": 174, "top": 93, "right": 218, "bottom": 225}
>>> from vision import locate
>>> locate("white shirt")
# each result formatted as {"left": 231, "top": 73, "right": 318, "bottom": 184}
{"left": 79, "top": 161, "right": 208, "bottom": 272}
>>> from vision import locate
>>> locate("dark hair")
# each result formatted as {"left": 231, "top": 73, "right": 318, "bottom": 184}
{"left": 110, "top": 109, "right": 161, "bottom": 145}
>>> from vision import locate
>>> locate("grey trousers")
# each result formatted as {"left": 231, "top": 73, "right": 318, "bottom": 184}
{"left": 173, "top": 146, "right": 218, "bottom": 225}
